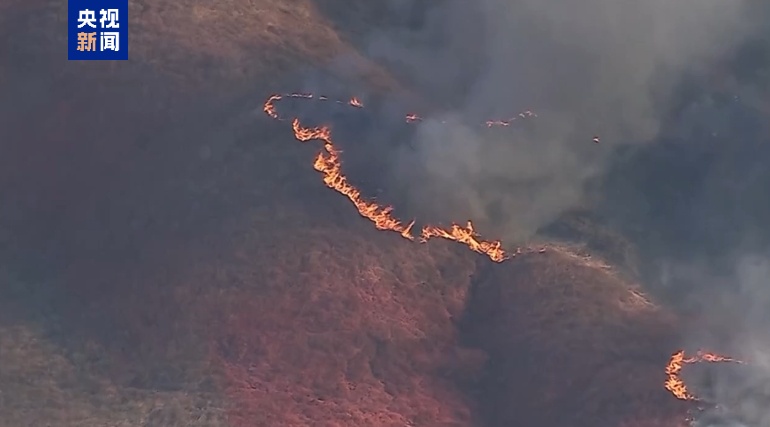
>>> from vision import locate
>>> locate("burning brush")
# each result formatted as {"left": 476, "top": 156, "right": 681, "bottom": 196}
{"left": 665, "top": 350, "right": 744, "bottom": 401}
{"left": 264, "top": 92, "right": 743, "bottom": 413}
{"left": 263, "top": 93, "right": 542, "bottom": 262}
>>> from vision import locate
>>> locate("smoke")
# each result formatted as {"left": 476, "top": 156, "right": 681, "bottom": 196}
{"left": 361, "top": 0, "right": 761, "bottom": 241}
{"left": 662, "top": 255, "right": 770, "bottom": 427}
{"left": 354, "top": 7, "right": 770, "bottom": 421}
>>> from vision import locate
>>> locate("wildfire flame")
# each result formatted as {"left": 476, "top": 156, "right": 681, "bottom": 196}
{"left": 485, "top": 111, "right": 537, "bottom": 127}
{"left": 404, "top": 111, "right": 536, "bottom": 127}
{"left": 263, "top": 93, "right": 538, "bottom": 262}
{"left": 405, "top": 113, "right": 422, "bottom": 123}
{"left": 421, "top": 222, "right": 507, "bottom": 262}
{"left": 349, "top": 97, "right": 363, "bottom": 108}
{"left": 664, "top": 350, "right": 744, "bottom": 401}
{"left": 265, "top": 93, "right": 745, "bottom": 406}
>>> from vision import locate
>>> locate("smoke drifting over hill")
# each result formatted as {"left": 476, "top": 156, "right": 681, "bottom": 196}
{"left": 352, "top": 1, "right": 770, "bottom": 424}
{"left": 650, "top": 254, "right": 770, "bottom": 427}
{"left": 364, "top": 0, "right": 763, "bottom": 241}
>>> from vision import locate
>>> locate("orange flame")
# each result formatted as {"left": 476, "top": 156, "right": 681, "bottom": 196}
{"left": 664, "top": 350, "right": 743, "bottom": 401}
{"left": 264, "top": 93, "right": 531, "bottom": 262}
{"left": 405, "top": 111, "right": 537, "bottom": 127}
{"left": 421, "top": 222, "right": 507, "bottom": 262}
{"left": 266, "top": 93, "right": 735, "bottom": 404}
{"left": 485, "top": 111, "right": 537, "bottom": 127}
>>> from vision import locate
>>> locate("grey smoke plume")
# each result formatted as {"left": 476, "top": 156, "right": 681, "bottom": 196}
{"left": 661, "top": 255, "right": 770, "bottom": 427}
{"left": 365, "top": 0, "right": 762, "bottom": 241}
{"left": 357, "top": 3, "right": 770, "bottom": 424}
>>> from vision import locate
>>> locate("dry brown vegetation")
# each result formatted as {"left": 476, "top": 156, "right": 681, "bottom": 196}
{"left": 211, "top": 227, "right": 482, "bottom": 426}
{"left": 0, "top": 322, "right": 227, "bottom": 427}
{"left": 0, "top": 0, "right": 699, "bottom": 426}
{"left": 462, "top": 245, "right": 690, "bottom": 427}
{"left": 203, "top": 228, "right": 696, "bottom": 426}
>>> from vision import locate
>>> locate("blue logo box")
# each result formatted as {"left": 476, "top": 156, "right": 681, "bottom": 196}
{"left": 68, "top": 0, "right": 129, "bottom": 60}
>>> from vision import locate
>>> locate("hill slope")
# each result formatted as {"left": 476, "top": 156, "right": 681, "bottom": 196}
{"left": 0, "top": 1, "right": 701, "bottom": 426}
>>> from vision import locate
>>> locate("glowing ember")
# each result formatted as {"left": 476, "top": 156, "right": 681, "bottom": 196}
{"left": 405, "top": 113, "right": 422, "bottom": 123}
{"left": 349, "top": 97, "right": 363, "bottom": 108}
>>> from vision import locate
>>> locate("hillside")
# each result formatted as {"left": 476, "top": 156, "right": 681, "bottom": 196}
{"left": 0, "top": 0, "right": 758, "bottom": 426}
{"left": 462, "top": 246, "right": 688, "bottom": 427}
